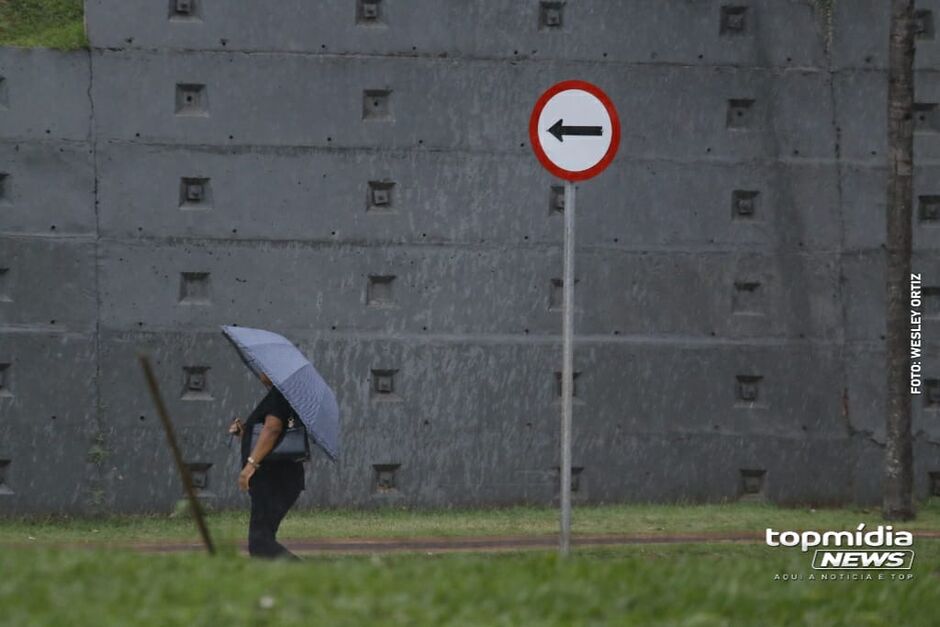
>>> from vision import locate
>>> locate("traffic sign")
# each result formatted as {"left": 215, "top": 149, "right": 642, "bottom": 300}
{"left": 529, "top": 80, "right": 620, "bottom": 557}
{"left": 529, "top": 80, "right": 621, "bottom": 181}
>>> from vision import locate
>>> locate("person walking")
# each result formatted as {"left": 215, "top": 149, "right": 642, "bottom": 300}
{"left": 221, "top": 324, "right": 341, "bottom": 560}
{"left": 229, "top": 371, "right": 305, "bottom": 560}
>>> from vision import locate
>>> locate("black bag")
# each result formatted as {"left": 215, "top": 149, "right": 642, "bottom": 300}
{"left": 250, "top": 415, "right": 310, "bottom": 463}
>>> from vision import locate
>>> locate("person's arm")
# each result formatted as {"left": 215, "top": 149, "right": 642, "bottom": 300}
{"left": 238, "top": 414, "right": 284, "bottom": 491}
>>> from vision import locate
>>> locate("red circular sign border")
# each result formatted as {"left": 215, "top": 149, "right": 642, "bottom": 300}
{"left": 528, "top": 80, "right": 621, "bottom": 182}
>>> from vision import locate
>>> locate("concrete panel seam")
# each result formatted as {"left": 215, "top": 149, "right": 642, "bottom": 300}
{"left": 95, "top": 234, "right": 847, "bottom": 255}
{"left": 87, "top": 46, "right": 832, "bottom": 73}
{"left": 92, "top": 138, "right": 900, "bottom": 169}
{"left": 96, "top": 328, "right": 847, "bottom": 349}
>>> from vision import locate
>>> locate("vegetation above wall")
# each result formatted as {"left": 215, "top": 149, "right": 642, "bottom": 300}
{"left": 0, "top": 0, "right": 86, "bottom": 49}
{"left": 0, "top": 0, "right": 839, "bottom": 52}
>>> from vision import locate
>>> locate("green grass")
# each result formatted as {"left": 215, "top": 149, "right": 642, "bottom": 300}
{"left": 0, "top": 0, "right": 86, "bottom": 49}
{"left": 4, "top": 501, "right": 940, "bottom": 547}
{"left": 4, "top": 503, "right": 938, "bottom": 625}
{"left": 0, "top": 542, "right": 937, "bottom": 626}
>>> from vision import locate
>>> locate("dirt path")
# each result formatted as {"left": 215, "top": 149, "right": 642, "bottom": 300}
{"left": 45, "top": 529, "right": 940, "bottom": 555}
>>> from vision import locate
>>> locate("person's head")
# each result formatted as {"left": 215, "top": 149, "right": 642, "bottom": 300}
{"left": 258, "top": 372, "right": 273, "bottom": 388}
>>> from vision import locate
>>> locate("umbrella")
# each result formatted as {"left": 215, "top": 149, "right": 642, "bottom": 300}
{"left": 221, "top": 325, "right": 339, "bottom": 461}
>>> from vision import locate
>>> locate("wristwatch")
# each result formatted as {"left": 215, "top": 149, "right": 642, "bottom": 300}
{"left": 247, "top": 456, "right": 260, "bottom": 469}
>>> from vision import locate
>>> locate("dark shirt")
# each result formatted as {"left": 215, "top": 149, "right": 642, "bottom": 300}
{"left": 241, "top": 386, "right": 298, "bottom": 467}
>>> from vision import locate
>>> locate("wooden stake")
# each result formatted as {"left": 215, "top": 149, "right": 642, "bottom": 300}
{"left": 139, "top": 354, "right": 215, "bottom": 554}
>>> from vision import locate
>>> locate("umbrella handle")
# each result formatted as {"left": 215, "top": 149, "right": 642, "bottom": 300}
{"left": 227, "top": 417, "right": 244, "bottom": 449}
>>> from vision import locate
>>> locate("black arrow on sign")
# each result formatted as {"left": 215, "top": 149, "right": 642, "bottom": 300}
{"left": 547, "top": 119, "right": 603, "bottom": 142}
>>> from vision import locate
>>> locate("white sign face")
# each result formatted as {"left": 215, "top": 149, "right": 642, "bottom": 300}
{"left": 536, "top": 89, "right": 613, "bottom": 172}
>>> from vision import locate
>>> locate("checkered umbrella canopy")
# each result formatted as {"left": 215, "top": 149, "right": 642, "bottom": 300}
{"left": 222, "top": 325, "right": 339, "bottom": 461}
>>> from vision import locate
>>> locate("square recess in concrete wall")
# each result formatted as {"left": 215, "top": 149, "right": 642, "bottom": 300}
{"left": 179, "top": 272, "right": 211, "bottom": 305}
{"left": 916, "top": 10, "right": 935, "bottom": 40}
{"left": 919, "top": 195, "right": 940, "bottom": 224}
{"left": 923, "top": 286, "right": 940, "bottom": 319}
{"left": 366, "top": 275, "right": 396, "bottom": 307}
{"left": 373, "top": 463, "right": 400, "bottom": 492}
{"left": 187, "top": 462, "right": 215, "bottom": 497}
{"left": 549, "top": 185, "right": 565, "bottom": 215}
{"left": 175, "top": 84, "right": 208, "bottom": 116}
{"left": 356, "top": 0, "right": 384, "bottom": 25}
{"left": 367, "top": 181, "right": 395, "bottom": 212}
{"left": 914, "top": 103, "right": 940, "bottom": 133}
{"left": 0, "top": 363, "right": 12, "bottom": 397}
{"left": 539, "top": 2, "right": 565, "bottom": 30}
{"left": 0, "top": 460, "right": 12, "bottom": 495}
{"left": 739, "top": 468, "right": 766, "bottom": 499}
{"left": 179, "top": 177, "right": 211, "bottom": 210}
{"left": 363, "top": 90, "right": 392, "bottom": 121}
{"left": 548, "top": 278, "right": 579, "bottom": 311}
{"left": 735, "top": 374, "right": 764, "bottom": 406}
{"left": 0, "top": 172, "right": 9, "bottom": 204}
{"left": 169, "top": 0, "right": 201, "bottom": 21}
{"left": 0, "top": 268, "right": 10, "bottom": 302}
{"left": 370, "top": 368, "right": 401, "bottom": 401}
{"left": 732, "top": 280, "right": 764, "bottom": 315}
{"left": 727, "top": 99, "right": 757, "bottom": 130}
{"left": 720, "top": 6, "right": 749, "bottom": 36}
{"left": 731, "top": 190, "right": 759, "bottom": 220}
{"left": 930, "top": 471, "right": 940, "bottom": 497}
{"left": 553, "top": 466, "right": 584, "bottom": 494}
{"left": 925, "top": 379, "right": 940, "bottom": 409}
{"left": 554, "top": 371, "right": 582, "bottom": 400}
{"left": 0, "top": 77, "right": 7, "bottom": 109}
{"left": 181, "top": 366, "right": 212, "bottom": 401}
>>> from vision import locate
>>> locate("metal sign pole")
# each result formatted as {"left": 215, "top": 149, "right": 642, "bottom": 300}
{"left": 530, "top": 80, "right": 618, "bottom": 556}
{"left": 560, "top": 179, "right": 576, "bottom": 556}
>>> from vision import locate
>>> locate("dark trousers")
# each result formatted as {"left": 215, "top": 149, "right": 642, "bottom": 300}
{"left": 248, "top": 461, "right": 304, "bottom": 559}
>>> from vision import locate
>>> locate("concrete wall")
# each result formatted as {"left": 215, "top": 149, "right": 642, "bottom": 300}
{"left": 1, "top": 0, "right": 938, "bottom": 514}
